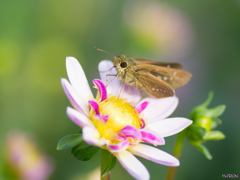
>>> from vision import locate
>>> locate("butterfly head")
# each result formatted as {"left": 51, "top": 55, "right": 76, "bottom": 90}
{"left": 113, "top": 54, "right": 129, "bottom": 73}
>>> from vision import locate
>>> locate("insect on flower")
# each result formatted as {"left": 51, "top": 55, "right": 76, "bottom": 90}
{"left": 60, "top": 57, "right": 193, "bottom": 180}
{"left": 95, "top": 47, "right": 192, "bottom": 98}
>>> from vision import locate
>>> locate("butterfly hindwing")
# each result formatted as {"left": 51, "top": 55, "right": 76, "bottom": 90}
{"left": 134, "top": 71, "right": 175, "bottom": 98}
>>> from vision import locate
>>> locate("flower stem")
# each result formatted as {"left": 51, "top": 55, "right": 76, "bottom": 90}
{"left": 101, "top": 149, "right": 111, "bottom": 180}
{"left": 166, "top": 129, "right": 187, "bottom": 180}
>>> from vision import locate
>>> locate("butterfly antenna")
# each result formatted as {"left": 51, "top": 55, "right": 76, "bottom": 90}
{"left": 94, "top": 47, "right": 113, "bottom": 55}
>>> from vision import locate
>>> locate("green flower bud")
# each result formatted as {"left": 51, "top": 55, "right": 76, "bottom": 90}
{"left": 194, "top": 115, "right": 212, "bottom": 133}
{"left": 187, "top": 92, "right": 226, "bottom": 159}
{"left": 187, "top": 124, "right": 206, "bottom": 143}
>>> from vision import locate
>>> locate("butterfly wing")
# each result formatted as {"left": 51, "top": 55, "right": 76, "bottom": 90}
{"left": 134, "top": 64, "right": 192, "bottom": 89}
{"left": 134, "top": 71, "right": 175, "bottom": 98}
{"left": 135, "top": 59, "right": 182, "bottom": 69}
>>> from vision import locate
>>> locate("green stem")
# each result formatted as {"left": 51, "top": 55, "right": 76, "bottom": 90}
{"left": 101, "top": 149, "right": 111, "bottom": 180}
{"left": 166, "top": 129, "right": 187, "bottom": 180}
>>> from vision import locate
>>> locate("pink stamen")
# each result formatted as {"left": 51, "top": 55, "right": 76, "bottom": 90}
{"left": 140, "top": 129, "right": 165, "bottom": 145}
{"left": 140, "top": 118, "right": 145, "bottom": 129}
{"left": 95, "top": 113, "right": 109, "bottom": 123}
{"left": 88, "top": 100, "right": 99, "bottom": 113}
{"left": 118, "top": 125, "right": 142, "bottom": 139}
{"left": 135, "top": 101, "right": 149, "bottom": 114}
{"left": 92, "top": 79, "right": 107, "bottom": 102}
{"left": 107, "top": 138, "right": 129, "bottom": 153}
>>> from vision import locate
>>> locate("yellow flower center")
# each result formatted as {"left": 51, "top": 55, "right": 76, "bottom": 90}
{"left": 89, "top": 96, "right": 141, "bottom": 140}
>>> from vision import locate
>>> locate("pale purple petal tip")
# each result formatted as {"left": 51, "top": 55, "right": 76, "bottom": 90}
{"left": 135, "top": 101, "right": 149, "bottom": 114}
{"left": 140, "top": 129, "right": 165, "bottom": 145}
{"left": 61, "top": 78, "right": 88, "bottom": 115}
{"left": 118, "top": 125, "right": 141, "bottom": 139}
{"left": 116, "top": 151, "right": 150, "bottom": 180}
{"left": 66, "top": 107, "right": 94, "bottom": 127}
{"left": 92, "top": 79, "right": 107, "bottom": 102}
{"left": 88, "top": 100, "right": 99, "bottom": 113}
{"left": 130, "top": 144, "right": 180, "bottom": 167}
{"left": 107, "top": 139, "right": 129, "bottom": 153}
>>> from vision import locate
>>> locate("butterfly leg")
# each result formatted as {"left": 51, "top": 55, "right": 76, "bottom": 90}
{"left": 128, "top": 85, "right": 132, "bottom": 94}
{"left": 118, "top": 72, "right": 127, "bottom": 99}
{"left": 134, "top": 81, "right": 142, "bottom": 99}
{"left": 98, "top": 66, "right": 115, "bottom": 73}
{"left": 118, "top": 83, "right": 125, "bottom": 99}
{"left": 106, "top": 74, "right": 117, "bottom": 87}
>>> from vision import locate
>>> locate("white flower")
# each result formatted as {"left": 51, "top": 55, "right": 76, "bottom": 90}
{"left": 61, "top": 57, "right": 192, "bottom": 180}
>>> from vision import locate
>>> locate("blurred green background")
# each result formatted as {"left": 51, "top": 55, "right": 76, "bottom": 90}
{"left": 0, "top": 0, "right": 239, "bottom": 179}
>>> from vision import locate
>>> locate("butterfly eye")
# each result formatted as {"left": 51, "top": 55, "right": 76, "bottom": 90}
{"left": 120, "top": 61, "right": 127, "bottom": 68}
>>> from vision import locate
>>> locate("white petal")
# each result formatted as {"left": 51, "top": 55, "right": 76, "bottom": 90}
{"left": 141, "top": 96, "right": 178, "bottom": 122}
{"left": 66, "top": 57, "right": 93, "bottom": 104}
{"left": 82, "top": 126, "right": 106, "bottom": 146}
{"left": 116, "top": 150, "right": 150, "bottom": 180}
{"left": 147, "top": 118, "right": 192, "bottom": 137}
{"left": 98, "top": 60, "right": 120, "bottom": 96}
{"left": 61, "top": 78, "right": 89, "bottom": 115}
{"left": 129, "top": 144, "right": 180, "bottom": 166}
{"left": 66, "top": 107, "right": 94, "bottom": 127}
{"left": 120, "top": 85, "right": 141, "bottom": 106}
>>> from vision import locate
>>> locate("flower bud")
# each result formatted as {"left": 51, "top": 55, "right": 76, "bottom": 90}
{"left": 187, "top": 92, "right": 226, "bottom": 159}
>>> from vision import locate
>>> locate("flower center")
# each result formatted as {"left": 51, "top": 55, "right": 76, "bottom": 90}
{"left": 89, "top": 96, "right": 141, "bottom": 140}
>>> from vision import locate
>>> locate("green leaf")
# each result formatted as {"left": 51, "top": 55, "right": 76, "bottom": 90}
{"left": 191, "top": 143, "right": 212, "bottom": 160}
{"left": 57, "top": 134, "right": 83, "bottom": 150}
{"left": 101, "top": 154, "right": 117, "bottom": 177}
{"left": 74, "top": 146, "right": 100, "bottom": 161}
{"left": 191, "top": 91, "right": 214, "bottom": 119}
{"left": 201, "top": 91, "right": 214, "bottom": 108}
{"left": 211, "top": 117, "right": 220, "bottom": 129}
{"left": 187, "top": 124, "right": 206, "bottom": 142}
{"left": 203, "top": 131, "right": 226, "bottom": 141}
{"left": 71, "top": 142, "right": 85, "bottom": 155}
{"left": 199, "top": 105, "right": 226, "bottom": 118}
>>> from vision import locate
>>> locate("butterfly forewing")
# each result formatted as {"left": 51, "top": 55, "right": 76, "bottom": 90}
{"left": 135, "top": 59, "right": 182, "bottom": 69}
{"left": 134, "top": 71, "right": 174, "bottom": 98}
{"left": 134, "top": 64, "right": 192, "bottom": 89}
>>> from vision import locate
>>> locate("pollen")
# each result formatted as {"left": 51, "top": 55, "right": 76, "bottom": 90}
{"left": 89, "top": 96, "right": 141, "bottom": 140}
